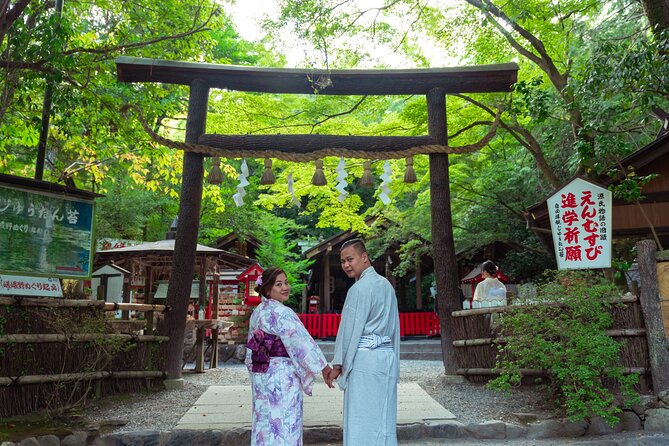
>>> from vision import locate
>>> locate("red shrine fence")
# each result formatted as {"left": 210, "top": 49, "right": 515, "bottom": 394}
{"left": 298, "top": 312, "right": 440, "bottom": 339}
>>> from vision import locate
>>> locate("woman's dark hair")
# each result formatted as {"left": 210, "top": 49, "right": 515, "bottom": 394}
{"left": 254, "top": 267, "right": 287, "bottom": 297}
{"left": 482, "top": 260, "right": 498, "bottom": 277}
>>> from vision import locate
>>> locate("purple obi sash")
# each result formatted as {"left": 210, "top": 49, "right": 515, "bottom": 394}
{"left": 247, "top": 329, "right": 290, "bottom": 373}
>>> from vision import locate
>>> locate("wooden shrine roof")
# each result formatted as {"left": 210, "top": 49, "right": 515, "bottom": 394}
{"left": 115, "top": 57, "right": 518, "bottom": 95}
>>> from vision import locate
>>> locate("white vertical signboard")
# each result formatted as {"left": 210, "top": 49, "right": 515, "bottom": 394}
{"left": 547, "top": 178, "right": 612, "bottom": 270}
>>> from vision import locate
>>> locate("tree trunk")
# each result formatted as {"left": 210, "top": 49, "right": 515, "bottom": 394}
{"left": 636, "top": 239, "right": 669, "bottom": 393}
{"left": 427, "top": 88, "right": 460, "bottom": 375}
{"left": 640, "top": 0, "right": 669, "bottom": 36}
{"left": 163, "top": 79, "right": 208, "bottom": 382}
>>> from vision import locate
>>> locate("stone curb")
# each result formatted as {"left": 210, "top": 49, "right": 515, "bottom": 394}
{"left": 3, "top": 416, "right": 669, "bottom": 446}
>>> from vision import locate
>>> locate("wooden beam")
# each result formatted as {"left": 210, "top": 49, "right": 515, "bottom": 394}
{"left": 452, "top": 329, "right": 647, "bottom": 347}
{"left": 456, "top": 368, "right": 648, "bottom": 376}
{"left": 116, "top": 57, "right": 518, "bottom": 95}
{"left": 198, "top": 134, "right": 435, "bottom": 155}
{"left": 0, "top": 333, "right": 169, "bottom": 343}
{"left": 0, "top": 371, "right": 165, "bottom": 386}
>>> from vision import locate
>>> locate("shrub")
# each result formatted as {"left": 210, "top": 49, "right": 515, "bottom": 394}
{"left": 488, "top": 270, "right": 639, "bottom": 425}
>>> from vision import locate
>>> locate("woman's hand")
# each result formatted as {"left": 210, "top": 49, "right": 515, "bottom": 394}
{"left": 328, "top": 365, "right": 342, "bottom": 384}
{"left": 322, "top": 364, "right": 335, "bottom": 388}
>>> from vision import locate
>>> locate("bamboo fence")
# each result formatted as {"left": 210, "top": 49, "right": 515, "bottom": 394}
{"left": 450, "top": 295, "right": 651, "bottom": 389}
{"left": 0, "top": 296, "right": 168, "bottom": 418}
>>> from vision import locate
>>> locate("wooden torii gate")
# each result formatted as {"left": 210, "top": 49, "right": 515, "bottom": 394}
{"left": 115, "top": 57, "right": 518, "bottom": 386}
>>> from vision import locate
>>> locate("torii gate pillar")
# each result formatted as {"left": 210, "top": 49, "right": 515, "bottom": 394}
{"left": 427, "top": 88, "right": 459, "bottom": 374}
{"left": 163, "top": 79, "right": 209, "bottom": 386}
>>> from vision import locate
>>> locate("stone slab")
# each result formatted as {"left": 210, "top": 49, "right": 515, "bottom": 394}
{"left": 175, "top": 382, "right": 454, "bottom": 430}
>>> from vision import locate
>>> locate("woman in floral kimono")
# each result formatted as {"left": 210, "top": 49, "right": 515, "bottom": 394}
{"left": 245, "top": 267, "right": 332, "bottom": 445}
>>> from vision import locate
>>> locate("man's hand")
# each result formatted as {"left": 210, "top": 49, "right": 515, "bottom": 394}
{"left": 322, "top": 365, "right": 334, "bottom": 388}
{"left": 328, "top": 365, "right": 342, "bottom": 384}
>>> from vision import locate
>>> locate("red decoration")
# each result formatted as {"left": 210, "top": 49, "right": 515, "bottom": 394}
{"left": 237, "top": 263, "right": 264, "bottom": 306}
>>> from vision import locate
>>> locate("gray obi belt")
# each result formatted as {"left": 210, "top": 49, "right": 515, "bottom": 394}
{"left": 357, "top": 334, "right": 393, "bottom": 351}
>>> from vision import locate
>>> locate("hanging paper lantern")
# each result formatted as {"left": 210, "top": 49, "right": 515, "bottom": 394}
{"left": 232, "top": 159, "right": 249, "bottom": 207}
{"left": 404, "top": 156, "right": 417, "bottom": 183}
{"left": 260, "top": 159, "right": 276, "bottom": 185}
{"left": 359, "top": 160, "right": 374, "bottom": 187}
{"left": 311, "top": 159, "right": 327, "bottom": 186}
{"left": 207, "top": 157, "right": 223, "bottom": 185}
{"left": 335, "top": 157, "right": 348, "bottom": 202}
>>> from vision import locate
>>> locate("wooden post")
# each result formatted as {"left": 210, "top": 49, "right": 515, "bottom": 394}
{"left": 195, "top": 262, "right": 206, "bottom": 373}
{"left": 324, "top": 251, "right": 331, "bottom": 312}
{"left": 636, "top": 239, "right": 669, "bottom": 392}
{"left": 301, "top": 283, "right": 307, "bottom": 314}
{"left": 211, "top": 267, "right": 220, "bottom": 368}
{"left": 121, "top": 275, "right": 131, "bottom": 320}
{"left": 416, "top": 256, "right": 423, "bottom": 311}
{"left": 144, "top": 265, "right": 154, "bottom": 333}
{"left": 427, "top": 88, "right": 459, "bottom": 374}
{"left": 163, "top": 79, "right": 209, "bottom": 384}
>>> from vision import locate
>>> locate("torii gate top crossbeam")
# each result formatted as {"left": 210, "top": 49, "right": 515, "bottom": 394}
{"left": 115, "top": 57, "right": 518, "bottom": 95}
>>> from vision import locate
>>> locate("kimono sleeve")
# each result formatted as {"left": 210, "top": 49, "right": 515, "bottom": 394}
{"left": 274, "top": 308, "right": 327, "bottom": 396}
{"left": 332, "top": 284, "right": 373, "bottom": 390}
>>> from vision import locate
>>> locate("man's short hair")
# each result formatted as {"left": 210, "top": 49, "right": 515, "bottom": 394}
{"left": 340, "top": 238, "right": 367, "bottom": 254}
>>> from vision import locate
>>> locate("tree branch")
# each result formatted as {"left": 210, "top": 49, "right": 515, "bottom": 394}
{"left": 455, "top": 93, "right": 561, "bottom": 187}
{"left": 251, "top": 96, "right": 368, "bottom": 134}
{"left": 62, "top": 7, "right": 217, "bottom": 56}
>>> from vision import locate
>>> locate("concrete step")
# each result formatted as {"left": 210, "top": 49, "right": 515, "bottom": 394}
{"left": 317, "top": 338, "right": 442, "bottom": 361}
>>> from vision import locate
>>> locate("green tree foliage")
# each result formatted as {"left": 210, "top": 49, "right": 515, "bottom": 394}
{"left": 267, "top": 0, "right": 668, "bottom": 280}
{"left": 489, "top": 270, "right": 639, "bottom": 424}
{"left": 253, "top": 215, "right": 313, "bottom": 308}
{"left": 0, "top": 1, "right": 281, "bottom": 242}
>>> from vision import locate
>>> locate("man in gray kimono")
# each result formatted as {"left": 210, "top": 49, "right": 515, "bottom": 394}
{"left": 328, "top": 239, "right": 400, "bottom": 445}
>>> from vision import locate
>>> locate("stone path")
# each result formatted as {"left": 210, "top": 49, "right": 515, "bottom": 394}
{"left": 174, "top": 383, "right": 455, "bottom": 430}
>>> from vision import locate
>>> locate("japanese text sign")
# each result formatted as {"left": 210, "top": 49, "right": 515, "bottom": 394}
{"left": 0, "top": 274, "right": 63, "bottom": 297}
{"left": 0, "top": 183, "right": 95, "bottom": 278}
{"left": 547, "top": 178, "right": 612, "bottom": 270}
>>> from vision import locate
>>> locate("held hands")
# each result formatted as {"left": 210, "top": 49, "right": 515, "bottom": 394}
{"left": 327, "top": 365, "right": 342, "bottom": 387}
{"left": 321, "top": 364, "right": 342, "bottom": 388}
{"left": 322, "top": 365, "right": 334, "bottom": 388}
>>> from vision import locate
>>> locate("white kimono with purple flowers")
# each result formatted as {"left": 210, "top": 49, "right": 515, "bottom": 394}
{"left": 245, "top": 297, "right": 327, "bottom": 446}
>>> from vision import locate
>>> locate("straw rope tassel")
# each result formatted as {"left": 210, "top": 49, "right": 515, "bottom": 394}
{"left": 312, "top": 159, "right": 327, "bottom": 186}
{"left": 260, "top": 159, "right": 276, "bottom": 185}
{"left": 359, "top": 161, "right": 374, "bottom": 187}
{"left": 404, "top": 156, "right": 417, "bottom": 183}
{"left": 207, "top": 157, "right": 223, "bottom": 185}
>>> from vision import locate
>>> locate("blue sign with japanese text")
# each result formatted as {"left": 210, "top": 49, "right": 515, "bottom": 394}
{"left": 0, "top": 183, "right": 94, "bottom": 278}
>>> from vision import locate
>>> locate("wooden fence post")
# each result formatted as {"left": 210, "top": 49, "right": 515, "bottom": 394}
{"left": 636, "top": 239, "right": 669, "bottom": 392}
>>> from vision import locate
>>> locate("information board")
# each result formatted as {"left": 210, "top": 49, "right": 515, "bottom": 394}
{"left": 0, "top": 183, "right": 94, "bottom": 278}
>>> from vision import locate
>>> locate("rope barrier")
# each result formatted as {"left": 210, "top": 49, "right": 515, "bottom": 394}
{"left": 122, "top": 104, "right": 502, "bottom": 161}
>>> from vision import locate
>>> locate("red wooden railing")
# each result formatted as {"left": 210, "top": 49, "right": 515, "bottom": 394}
{"left": 298, "top": 312, "right": 440, "bottom": 339}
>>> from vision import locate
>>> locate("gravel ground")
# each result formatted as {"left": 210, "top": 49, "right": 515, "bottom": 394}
{"left": 84, "top": 360, "right": 554, "bottom": 434}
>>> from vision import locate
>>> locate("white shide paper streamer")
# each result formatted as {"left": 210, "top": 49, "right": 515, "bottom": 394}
{"left": 232, "top": 159, "right": 249, "bottom": 207}
{"left": 335, "top": 157, "right": 348, "bottom": 202}
{"left": 287, "top": 173, "right": 301, "bottom": 207}
{"left": 378, "top": 160, "right": 392, "bottom": 205}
